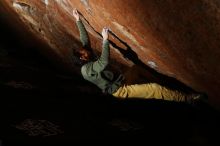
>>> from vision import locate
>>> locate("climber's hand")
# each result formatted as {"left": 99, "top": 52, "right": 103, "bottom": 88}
{"left": 102, "top": 27, "right": 109, "bottom": 41}
{"left": 73, "top": 9, "right": 80, "bottom": 21}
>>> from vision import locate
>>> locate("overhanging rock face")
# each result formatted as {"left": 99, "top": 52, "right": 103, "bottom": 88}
{"left": 1, "top": 0, "right": 220, "bottom": 109}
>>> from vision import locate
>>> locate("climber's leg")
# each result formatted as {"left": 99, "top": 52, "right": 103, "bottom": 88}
{"left": 112, "top": 83, "right": 187, "bottom": 102}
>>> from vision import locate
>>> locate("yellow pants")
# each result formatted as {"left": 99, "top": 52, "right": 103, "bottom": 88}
{"left": 112, "top": 83, "right": 187, "bottom": 102}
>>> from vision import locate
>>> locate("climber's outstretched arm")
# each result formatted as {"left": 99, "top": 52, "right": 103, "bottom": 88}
{"left": 73, "top": 9, "right": 89, "bottom": 47}
{"left": 93, "top": 28, "right": 110, "bottom": 72}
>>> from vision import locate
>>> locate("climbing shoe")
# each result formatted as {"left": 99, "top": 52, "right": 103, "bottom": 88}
{"left": 187, "top": 93, "right": 208, "bottom": 107}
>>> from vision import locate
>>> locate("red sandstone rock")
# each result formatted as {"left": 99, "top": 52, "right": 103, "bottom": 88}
{"left": 0, "top": 0, "right": 220, "bottom": 109}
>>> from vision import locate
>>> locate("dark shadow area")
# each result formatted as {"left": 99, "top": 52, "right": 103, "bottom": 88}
{"left": 0, "top": 9, "right": 220, "bottom": 146}
{"left": 0, "top": 84, "right": 220, "bottom": 146}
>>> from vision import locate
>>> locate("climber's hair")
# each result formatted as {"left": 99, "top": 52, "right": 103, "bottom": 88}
{"left": 72, "top": 49, "right": 85, "bottom": 67}
{"left": 72, "top": 47, "right": 93, "bottom": 67}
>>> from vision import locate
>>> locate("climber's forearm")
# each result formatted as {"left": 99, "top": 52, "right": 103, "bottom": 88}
{"left": 93, "top": 40, "right": 110, "bottom": 72}
{"left": 76, "top": 20, "right": 89, "bottom": 47}
{"left": 99, "top": 39, "right": 110, "bottom": 66}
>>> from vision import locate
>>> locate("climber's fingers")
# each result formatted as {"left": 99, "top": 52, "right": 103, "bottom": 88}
{"left": 102, "top": 27, "right": 109, "bottom": 40}
{"left": 73, "top": 8, "right": 80, "bottom": 21}
{"left": 73, "top": 9, "right": 78, "bottom": 15}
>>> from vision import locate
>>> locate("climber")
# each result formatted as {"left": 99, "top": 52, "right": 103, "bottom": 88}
{"left": 72, "top": 9, "right": 206, "bottom": 105}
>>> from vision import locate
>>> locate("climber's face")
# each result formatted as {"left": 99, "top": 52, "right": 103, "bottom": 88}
{"left": 79, "top": 48, "right": 91, "bottom": 62}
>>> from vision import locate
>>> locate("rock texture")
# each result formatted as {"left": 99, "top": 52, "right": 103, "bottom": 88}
{"left": 0, "top": 0, "right": 220, "bottom": 109}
